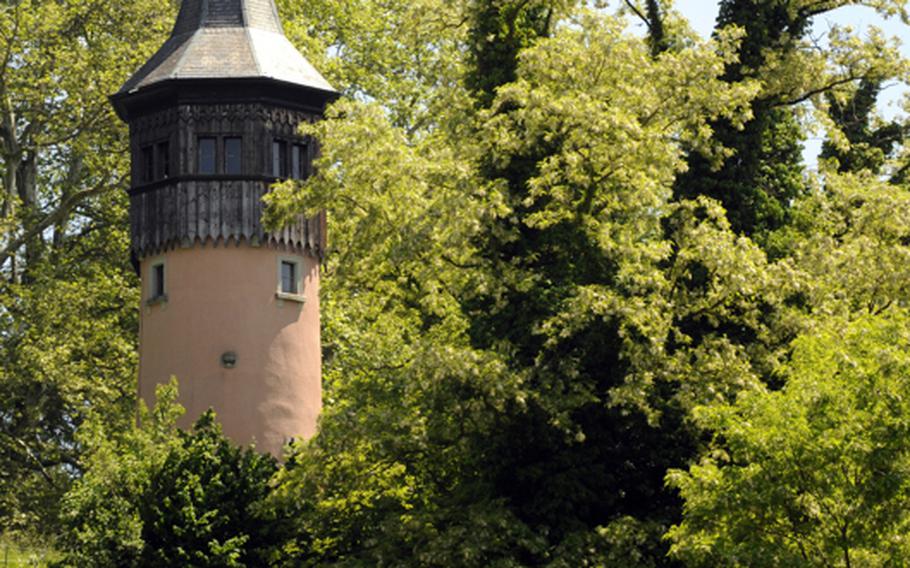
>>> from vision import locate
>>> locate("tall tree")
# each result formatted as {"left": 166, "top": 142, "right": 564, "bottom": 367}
{"left": 257, "top": 0, "right": 910, "bottom": 564}
{"left": 266, "top": 6, "right": 771, "bottom": 564}
{"left": 0, "top": 0, "right": 174, "bottom": 536}
{"left": 674, "top": 0, "right": 907, "bottom": 243}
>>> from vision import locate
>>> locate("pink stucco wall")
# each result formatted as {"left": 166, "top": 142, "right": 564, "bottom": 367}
{"left": 138, "top": 241, "right": 321, "bottom": 457}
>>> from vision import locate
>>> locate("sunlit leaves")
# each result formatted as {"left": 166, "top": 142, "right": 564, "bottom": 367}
{"left": 668, "top": 311, "right": 910, "bottom": 566}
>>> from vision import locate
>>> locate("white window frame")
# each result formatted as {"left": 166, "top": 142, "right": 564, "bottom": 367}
{"left": 276, "top": 255, "right": 305, "bottom": 303}
{"left": 147, "top": 257, "right": 168, "bottom": 305}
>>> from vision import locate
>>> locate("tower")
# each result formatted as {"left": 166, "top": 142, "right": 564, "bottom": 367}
{"left": 111, "top": 0, "right": 337, "bottom": 456}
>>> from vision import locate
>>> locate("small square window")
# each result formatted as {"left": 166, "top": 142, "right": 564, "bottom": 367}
{"left": 198, "top": 137, "right": 216, "bottom": 174}
{"left": 224, "top": 137, "right": 242, "bottom": 175}
{"left": 276, "top": 257, "right": 305, "bottom": 303}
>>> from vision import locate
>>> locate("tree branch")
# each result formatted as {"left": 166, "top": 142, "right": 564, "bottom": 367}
{"left": 773, "top": 73, "right": 861, "bottom": 107}
{"left": 623, "top": 0, "right": 653, "bottom": 33}
{"left": 0, "top": 177, "right": 120, "bottom": 267}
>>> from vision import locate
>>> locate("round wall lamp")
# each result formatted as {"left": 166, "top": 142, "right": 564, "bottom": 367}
{"left": 221, "top": 351, "right": 238, "bottom": 369}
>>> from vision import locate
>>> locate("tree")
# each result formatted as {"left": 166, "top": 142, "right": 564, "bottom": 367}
{"left": 276, "top": 0, "right": 468, "bottom": 133}
{"left": 54, "top": 382, "right": 184, "bottom": 567}
{"left": 820, "top": 78, "right": 905, "bottom": 174}
{"left": 56, "top": 382, "right": 279, "bottom": 568}
{"left": 0, "top": 245, "right": 139, "bottom": 535}
{"left": 137, "top": 412, "right": 279, "bottom": 567}
{"left": 460, "top": 12, "right": 765, "bottom": 562}
{"left": 667, "top": 310, "right": 910, "bottom": 567}
{"left": 264, "top": 6, "right": 784, "bottom": 564}
{"left": 0, "top": 0, "right": 174, "bottom": 535}
{"left": 674, "top": 0, "right": 908, "bottom": 243}
{"left": 0, "top": 0, "right": 173, "bottom": 278}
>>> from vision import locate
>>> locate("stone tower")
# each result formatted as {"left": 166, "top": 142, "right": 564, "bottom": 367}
{"left": 111, "top": 0, "right": 337, "bottom": 456}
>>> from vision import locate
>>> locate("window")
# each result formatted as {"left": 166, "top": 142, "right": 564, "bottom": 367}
{"left": 153, "top": 264, "right": 165, "bottom": 297}
{"left": 141, "top": 146, "right": 154, "bottom": 183}
{"left": 276, "top": 257, "right": 305, "bottom": 302}
{"left": 272, "top": 140, "right": 288, "bottom": 178}
{"left": 139, "top": 142, "right": 171, "bottom": 183}
{"left": 281, "top": 260, "right": 297, "bottom": 294}
{"left": 157, "top": 142, "right": 170, "bottom": 179}
{"left": 198, "top": 137, "right": 216, "bottom": 174}
{"left": 224, "top": 137, "right": 242, "bottom": 175}
{"left": 291, "top": 143, "right": 307, "bottom": 179}
{"left": 148, "top": 260, "right": 166, "bottom": 304}
{"left": 273, "top": 140, "right": 309, "bottom": 180}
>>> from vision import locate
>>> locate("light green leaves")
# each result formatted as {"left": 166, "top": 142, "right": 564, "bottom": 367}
{"left": 668, "top": 311, "right": 910, "bottom": 566}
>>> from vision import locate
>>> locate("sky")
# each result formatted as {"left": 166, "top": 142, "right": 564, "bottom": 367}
{"left": 623, "top": 1, "right": 910, "bottom": 166}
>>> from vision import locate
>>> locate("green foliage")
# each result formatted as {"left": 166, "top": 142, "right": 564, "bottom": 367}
{"left": 675, "top": 0, "right": 908, "bottom": 242}
{"left": 55, "top": 383, "right": 278, "bottom": 568}
{"left": 667, "top": 310, "right": 910, "bottom": 566}
{"left": 138, "top": 412, "right": 279, "bottom": 567}
{"left": 0, "top": 250, "right": 138, "bottom": 534}
{"left": 277, "top": 0, "right": 468, "bottom": 132}
{"left": 0, "top": 0, "right": 174, "bottom": 273}
{"left": 0, "top": 535, "right": 59, "bottom": 567}
{"left": 261, "top": 0, "right": 910, "bottom": 563}
{"left": 461, "top": 15, "right": 766, "bottom": 561}
{"left": 3, "top": 0, "right": 910, "bottom": 564}
{"left": 465, "top": 0, "right": 570, "bottom": 106}
{"left": 55, "top": 381, "right": 185, "bottom": 567}
{"left": 821, "top": 78, "right": 906, "bottom": 174}
{"left": 770, "top": 169, "right": 910, "bottom": 317}
{"left": 264, "top": 5, "right": 790, "bottom": 565}
{"left": 0, "top": 0, "right": 174, "bottom": 536}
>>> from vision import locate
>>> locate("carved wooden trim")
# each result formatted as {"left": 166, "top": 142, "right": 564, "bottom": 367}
{"left": 130, "top": 180, "right": 324, "bottom": 260}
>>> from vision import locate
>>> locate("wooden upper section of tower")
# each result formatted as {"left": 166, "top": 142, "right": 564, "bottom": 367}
{"left": 110, "top": 0, "right": 334, "bottom": 261}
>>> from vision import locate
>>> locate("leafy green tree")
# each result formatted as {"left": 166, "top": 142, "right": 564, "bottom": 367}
{"left": 55, "top": 381, "right": 184, "bottom": 567}
{"left": 265, "top": 6, "right": 785, "bottom": 565}
{"left": 668, "top": 310, "right": 910, "bottom": 567}
{"left": 461, "top": 12, "right": 762, "bottom": 561}
{"left": 765, "top": 167, "right": 910, "bottom": 319}
{"left": 0, "top": 248, "right": 138, "bottom": 535}
{"left": 277, "top": 0, "right": 468, "bottom": 133}
{"left": 0, "top": 0, "right": 174, "bottom": 536}
{"left": 56, "top": 382, "right": 279, "bottom": 568}
{"left": 138, "top": 412, "right": 279, "bottom": 567}
{"left": 675, "top": 0, "right": 907, "bottom": 242}
{"left": 0, "top": 0, "right": 173, "bottom": 277}
{"left": 821, "top": 78, "right": 905, "bottom": 174}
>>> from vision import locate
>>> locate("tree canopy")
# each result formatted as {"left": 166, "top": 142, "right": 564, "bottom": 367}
{"left": 0, "top": 0, "right": 174, "bottom": 536}
{"left": 4, "top": 0, "right": 910, "bottom": 565}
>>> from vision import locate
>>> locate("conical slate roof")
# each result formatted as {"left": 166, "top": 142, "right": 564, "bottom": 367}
{"left": 118, "top": 0, "right": 334, "bottom": 95}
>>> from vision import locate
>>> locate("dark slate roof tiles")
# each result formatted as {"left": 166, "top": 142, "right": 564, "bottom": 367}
{"left": 119, "top": 0, "right": 334, "bottom": 95}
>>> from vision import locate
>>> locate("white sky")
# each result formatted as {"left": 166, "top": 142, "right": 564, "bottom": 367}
{"left": 622, "top": 1, "right": 910, "bottom": 166}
